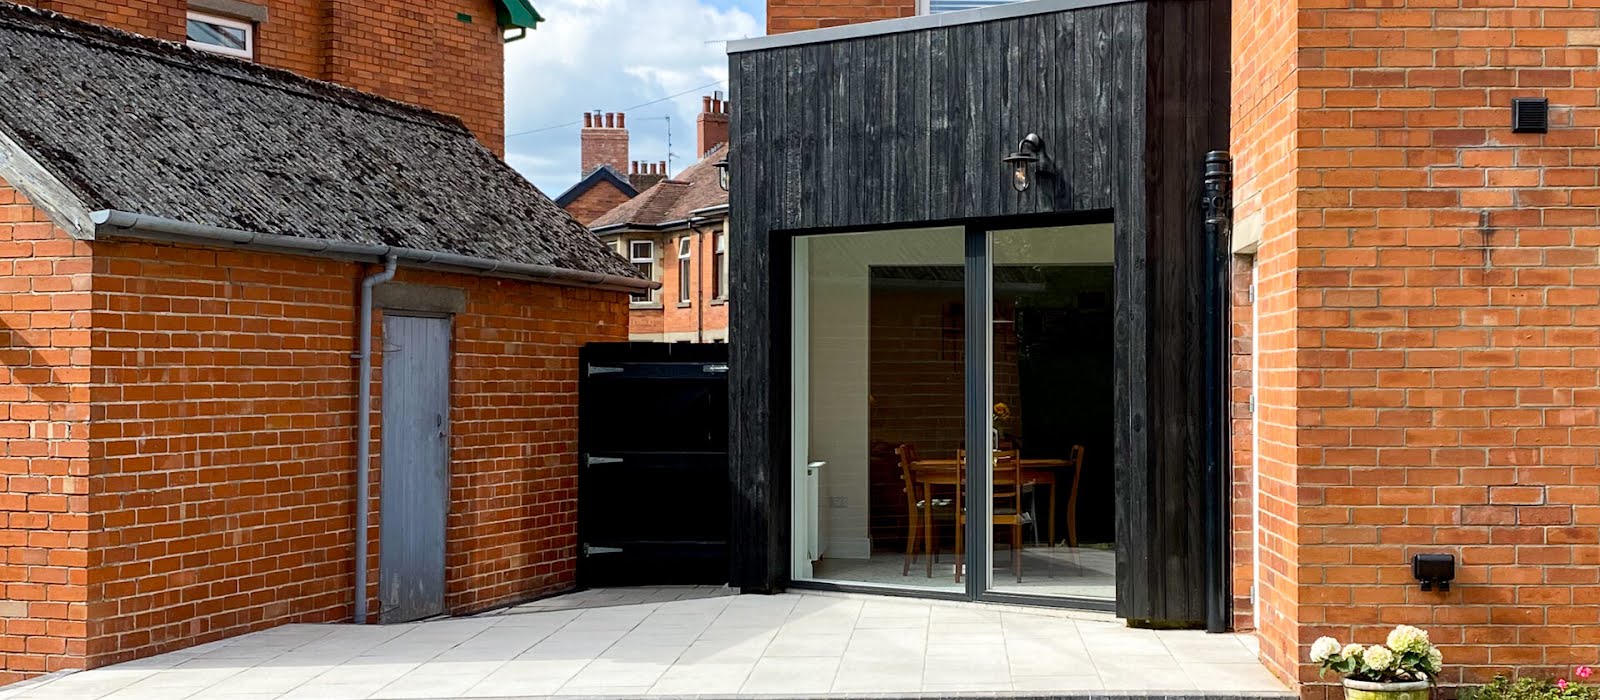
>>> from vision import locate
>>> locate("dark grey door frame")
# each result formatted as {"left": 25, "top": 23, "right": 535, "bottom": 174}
{"left": 776, "top": 213, "right": 1118, "bottom": 613}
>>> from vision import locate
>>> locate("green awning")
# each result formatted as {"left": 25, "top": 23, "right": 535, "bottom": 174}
{"left": 495, "top": 0, "right": 543, "bottom": 29}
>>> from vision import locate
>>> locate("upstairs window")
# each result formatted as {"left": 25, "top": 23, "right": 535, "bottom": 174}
{"left": 713, "top": 232, "right": 728, "bottom": 300}
{"left": 919, "top": 0, "right": 1023, "bottom": 13}
{"left": 186, "top": 11, "right": 253, "bottom": 59}
{"left": 629, "top": 240, "right": 656, "bottom": 304}
{"left": 678, "top": 237, "right": 693, "bottom": 304}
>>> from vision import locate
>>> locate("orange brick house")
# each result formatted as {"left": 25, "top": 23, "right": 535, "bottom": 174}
{"left": 0, "top": 2, "right": 647, "bottom": 683}
{"left": 589, "top": 96, "right": 731, "bottom": 343}
{"left": 755, "top": 0, "right": 1600, "bottom": 696}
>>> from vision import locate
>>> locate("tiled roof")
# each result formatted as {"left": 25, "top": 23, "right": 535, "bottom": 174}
{"left": 0, "top": 2, "right": 636, "bottom": 279}
{"left": 590, "top": 145, "right": 727, "bottom": 230}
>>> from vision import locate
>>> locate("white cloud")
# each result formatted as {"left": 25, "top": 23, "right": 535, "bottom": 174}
{"left": 504, "top": 0, "right": 761, "bottom": 196}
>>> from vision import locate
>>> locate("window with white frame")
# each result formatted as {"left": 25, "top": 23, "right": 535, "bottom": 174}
{"left": 186, "top": 11, "right": 254, "bottom": 59}
{"left": 629, "top": 240, "right": 656, "bottom": 303}
{"left": 918, "top": 0, "right": 1022, "bottom": 14}
{"left": 713, "top": 232, "right": 728, "bottom": 300}
{"left": 678, "top": 237, "right": 693, "bottom": 304}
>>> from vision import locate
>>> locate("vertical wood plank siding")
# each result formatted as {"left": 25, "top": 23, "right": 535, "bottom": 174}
{"left": 729, "top": 0, "right": 1230, "bottom": 625}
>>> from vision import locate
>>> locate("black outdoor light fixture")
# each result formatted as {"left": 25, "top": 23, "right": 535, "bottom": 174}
{"left": 1002, "top": 133, "right": 1047, "bottom": 193}
{"left": 714, "top": 157, "right": 730, "bottom": 191}
{"left": 1412, "top": 553, "right": 1456, "bottom": 592}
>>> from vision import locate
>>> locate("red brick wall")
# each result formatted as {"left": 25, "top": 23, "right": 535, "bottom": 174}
{"left": 1231, "top": 255, "right": 1255, "bottom": 632}
{"left": 0, "top": 234, "right": 628, "bottom": 675}
{"left": 436, "top": 269, "right": 628, "bottom": 612}
{"left": 84, "top": 241, "right": 359, "bottom": 666}
{"left": 0, "top": 180, "right": 92, "bottom": 685}
{"left": 1230, "top": 0, "right": 1300, "bottom": 687}
{"left": 564, "top": 183, "right": 634, "bottom": 227}
{"left": 20, "top": 0, "right": 506, "bottom": 153}
{"left": 1236, "top": 1, "right": 1600, "bottom": 694}
{"left": 766, "top": 0, "right": 913, "bottom": 34}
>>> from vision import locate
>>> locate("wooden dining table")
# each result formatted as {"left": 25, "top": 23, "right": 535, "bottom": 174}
{"left": 909, "top": 456, "right": 1073, "bottom": 547}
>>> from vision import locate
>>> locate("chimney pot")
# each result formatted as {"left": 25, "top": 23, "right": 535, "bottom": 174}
{"left": 583, "top": 113, "right": 593, "bottom": 128}
{"left": 618, "top": 113, "right": 626, "bottom": 128}
{"left": 702, "top": 95, "right": 713, "bottom": 113}
{"left": 659, "top": 161, "right": 667, "bottom": 175}
{"left": 607, "top": 112, "right": 616, "bottom": 128}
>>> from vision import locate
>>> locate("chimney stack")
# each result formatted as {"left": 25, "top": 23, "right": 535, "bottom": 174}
{"left": 696, "top": 91, "right": 730, "bottom": 159}
{"left": 629, "top": 159, "right": 667, "bottom": 192}
{"left": 580, "top": 109, "right": 629, "bottom": 177}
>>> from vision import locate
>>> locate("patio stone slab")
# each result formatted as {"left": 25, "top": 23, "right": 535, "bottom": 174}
{"left": 0, "top": 588, "right": 1292, "bottom": 699}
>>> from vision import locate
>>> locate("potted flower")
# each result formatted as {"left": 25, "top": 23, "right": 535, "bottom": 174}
{"left": 1311, "top": 625, "right": 1443, "bottom": 700}
{"left": 992, "top": 402, "right": 1012, "bottom": 445}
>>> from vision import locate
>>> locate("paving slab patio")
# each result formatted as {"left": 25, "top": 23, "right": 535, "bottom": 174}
{"left": 0, "top": 588, "right": 1292, "bottom": 699}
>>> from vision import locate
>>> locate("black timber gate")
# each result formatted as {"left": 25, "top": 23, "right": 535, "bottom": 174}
{"left": 578, "top": 343, "right": 730, "bottom": 587}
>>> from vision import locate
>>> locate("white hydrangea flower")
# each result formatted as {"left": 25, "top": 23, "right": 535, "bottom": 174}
{"left": 1342, "top": 643, "right": 1366, "bottom": 660}
{"left": 1426, "top": 647, "right": 1443, "bottom": 671}
{"left": 1386, "top": 625, "right": 1431, "bottom": 655}
{"left": 1364, "top": 645, "right": 1396, "bottom": 671}
{"left": 1310, "top": 637, "right": 1341, "bottom": 662}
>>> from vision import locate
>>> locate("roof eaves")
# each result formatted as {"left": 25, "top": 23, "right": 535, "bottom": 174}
{"left": 554, "top": 166, "right": 639, "bottom": 207}
{"left": 93, "top": 209, "right": 659, "bottom": 292}
{"left": 0, "top": 126, "right": 94, "bottom": 239}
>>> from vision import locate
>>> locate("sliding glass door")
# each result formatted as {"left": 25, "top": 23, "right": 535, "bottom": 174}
{"left": 980, "top": 224, "right": 1116, "bottom": 604}
{"left": 789, "top": 220, "right": 1115, "bottom": 607}
{"left": 790, "top": 226, "right": 966, "bottom": 593}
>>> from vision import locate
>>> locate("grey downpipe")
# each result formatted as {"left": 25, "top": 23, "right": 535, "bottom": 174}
{"left": 354, "top": 255, "right": 397, "bottom": 624}
{"left": 89, "top": 210, "right": 658, "bottom": 293}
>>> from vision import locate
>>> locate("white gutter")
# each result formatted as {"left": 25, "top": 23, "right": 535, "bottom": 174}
{"left": 90, "top": 210, "right": 659, "bottom": 293}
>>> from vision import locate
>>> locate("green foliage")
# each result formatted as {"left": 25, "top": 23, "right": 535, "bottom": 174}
{"left": 1463, "top": 676, "right": 1600, "bottom": 700}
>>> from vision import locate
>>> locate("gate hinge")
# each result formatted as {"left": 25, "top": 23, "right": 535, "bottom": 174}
{"left": 703, "top": 364, "right": 729, "bottom": 374}
{"left": 586, "top": 365, "right": 624, "bottom": 376}
{"left": 585, "top": 455, "right": 623, "bottom": 466}
{"left": 582, "top": 544, "right": 623, "bottom": 556}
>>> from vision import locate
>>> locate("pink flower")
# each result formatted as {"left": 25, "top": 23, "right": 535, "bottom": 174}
{"left": 1578, "top": 667, "right": 1594, "bottom": 680}
{"left": 1557, "top": 679, "right": 1569, "bottom": 690}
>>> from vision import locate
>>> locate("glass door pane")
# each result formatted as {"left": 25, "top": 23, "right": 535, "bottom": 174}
{"left": 985, "top": 224, "right": 1117, "bottom": 602}
{"left": 790, "top": 226, "right": 966, "bottom": 592}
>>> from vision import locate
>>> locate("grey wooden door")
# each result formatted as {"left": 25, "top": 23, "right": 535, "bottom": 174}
{"left": 378, "top": 314, "right": 451, "bottom": 623}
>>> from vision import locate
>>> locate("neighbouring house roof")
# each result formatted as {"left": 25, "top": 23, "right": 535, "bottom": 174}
{"left": 554, "top": 165, "right": 638, "bottom": 208}
{"left": 590, "top": 145, "right": 728, "bottom": 232}
{"left": 0, "top": 2, "right": 640, "bottom": 283}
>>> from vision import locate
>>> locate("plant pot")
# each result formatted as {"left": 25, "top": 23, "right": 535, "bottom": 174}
{"left": 1343, "top": 678, "right": 1431, "bottom": 700}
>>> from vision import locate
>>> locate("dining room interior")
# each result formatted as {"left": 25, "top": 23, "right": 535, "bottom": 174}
{"left": 790, "top": 222, "right": 1116, "bottom": 603}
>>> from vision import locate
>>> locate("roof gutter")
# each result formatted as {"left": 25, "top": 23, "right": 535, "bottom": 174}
{"left": 592, "top": 211, "right": 727, "bottom": 237}
{"left": 90, "top": 210, "right": 658, "bottom": 293}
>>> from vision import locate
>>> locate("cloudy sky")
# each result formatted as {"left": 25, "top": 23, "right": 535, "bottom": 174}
{"left": 504, "top": 0, "right": 765, "bottom": 196}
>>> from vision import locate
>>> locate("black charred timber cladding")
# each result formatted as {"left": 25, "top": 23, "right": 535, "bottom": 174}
{"left": 728, "top": 0, "right": 1232, "bottom": 626}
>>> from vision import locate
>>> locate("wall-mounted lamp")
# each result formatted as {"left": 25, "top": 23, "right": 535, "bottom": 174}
{"left": 1412, "top": 553, "right": 1455, "bottom": 592}
{"left": 1001, "top": 134, "right": 1047, "bottom": 193}
{"left": 714, "top": 157, "right": 730, "bottom": 192}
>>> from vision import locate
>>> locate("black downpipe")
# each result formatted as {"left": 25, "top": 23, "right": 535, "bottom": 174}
{"left": 1201, "top": 151, "right": 1234, "bottom": 633}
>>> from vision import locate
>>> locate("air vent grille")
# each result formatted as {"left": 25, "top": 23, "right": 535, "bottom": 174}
{"left": 1512, "top": 98, "right": 1549, "bottom": 134}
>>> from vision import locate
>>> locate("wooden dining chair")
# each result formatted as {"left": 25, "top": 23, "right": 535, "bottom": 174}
{"left": 1064, "top": 444, "right": 1086, "bottom": 548}
{"left": 895, "top": 444, "right": 946, "bottom": 578}
{"left": 953, "top": 448, "right": 1024, "bottom": 583}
